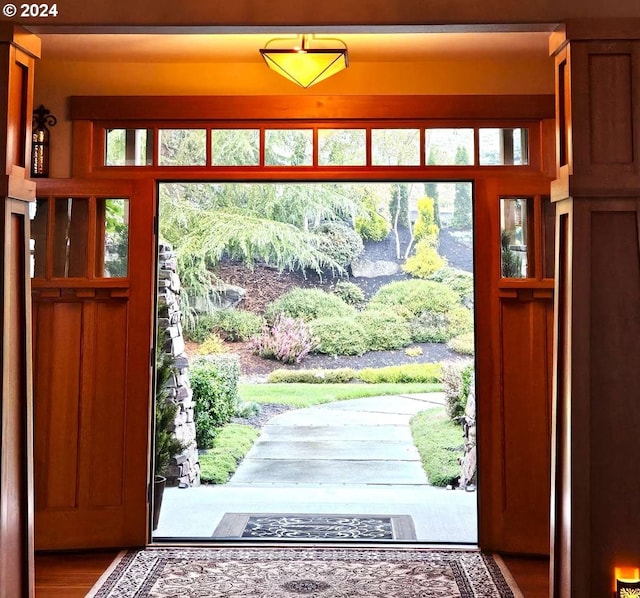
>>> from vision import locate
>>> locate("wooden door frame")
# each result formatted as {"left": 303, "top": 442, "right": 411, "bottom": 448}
{"left": 32, "top": 177, "right": 156, "bottom": 549}
{"left": 33, "top": 93, "right": 556, "bottom": 553}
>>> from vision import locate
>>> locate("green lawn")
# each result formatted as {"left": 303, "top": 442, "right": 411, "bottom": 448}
{"left": 239, "top": 382, "right": 442, "bottom": 408}
{"left": 410, "top": 407, "right": 464, "bottom": 487}
{"left": 199, "top": 423, "right": 260, "bottom": 484}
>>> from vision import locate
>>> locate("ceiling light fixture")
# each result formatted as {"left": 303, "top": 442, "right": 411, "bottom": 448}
{"left": 260, "top": 35, "right": 349, "bottom": 88}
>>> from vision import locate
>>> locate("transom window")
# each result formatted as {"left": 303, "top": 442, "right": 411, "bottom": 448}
{"left": 101, "top": 125, "right": 533, "bottom": 169}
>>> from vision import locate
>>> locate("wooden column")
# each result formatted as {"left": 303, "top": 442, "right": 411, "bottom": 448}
{"left": 550, "top": 20, "right": 640, "bottom": 598}
{"left": 0, "top": 23, "right": 40, "bottom": 598}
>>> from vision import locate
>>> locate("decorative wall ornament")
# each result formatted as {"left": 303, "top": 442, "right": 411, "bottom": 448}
{"left": 31, "top": 104, "right": 57, "bottom": 178}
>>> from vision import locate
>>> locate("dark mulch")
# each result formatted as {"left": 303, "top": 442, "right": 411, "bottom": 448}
{"left": 438, "top": 229, "right": 473, "bottom": 273}
{"left": 214, "top": 339, "right": 469, "bottom": 378}
{"left": 231, "top": 402, "right": 294, "bottom": 428}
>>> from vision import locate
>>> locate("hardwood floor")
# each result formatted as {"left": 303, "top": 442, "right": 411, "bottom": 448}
{"left": 35, "top": 550, "right": 549, "bottom": 597}
{"left": 35, "top": 551, "right": 120, "bottom": 597}
{"left": 501, "top": 555, "right": 550, "bottom": 597}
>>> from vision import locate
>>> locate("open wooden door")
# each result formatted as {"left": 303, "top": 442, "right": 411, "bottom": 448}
{"left": 475, "top": 176, "right": 555, "bottom": 555}
{"left": 32, "top": 178, "right": 155, "bottom": 550}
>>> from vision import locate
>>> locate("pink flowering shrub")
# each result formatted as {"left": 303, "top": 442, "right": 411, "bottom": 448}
{"left": 250, "top": 315, "right": 317, "bottom": 364}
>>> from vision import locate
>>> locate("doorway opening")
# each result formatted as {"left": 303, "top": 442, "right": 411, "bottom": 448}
{"left": 152, "top": 179, "right": 477, "bottom": 544}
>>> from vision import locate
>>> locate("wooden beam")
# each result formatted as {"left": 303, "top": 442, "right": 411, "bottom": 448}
{"left": 70, "top": 95, "right": 555, "bottom": 122}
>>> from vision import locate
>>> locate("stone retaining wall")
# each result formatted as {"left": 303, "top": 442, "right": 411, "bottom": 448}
{"left": 157, "top": 242, "right": 200, "bottom": 487}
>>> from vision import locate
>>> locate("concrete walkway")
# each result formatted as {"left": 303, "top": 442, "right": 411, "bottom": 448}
{"left": 155, "top": 393, "right": 477, "bottom": 543}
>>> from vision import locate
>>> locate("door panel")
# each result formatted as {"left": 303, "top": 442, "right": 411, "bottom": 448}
{"left": 475, "top": 178, "right": 554, "bottom": 555}
{"left": 32, "top": 179, "right": 155, "bottom": 550}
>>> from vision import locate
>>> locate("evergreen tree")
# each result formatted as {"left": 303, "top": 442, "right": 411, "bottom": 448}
{"left": 451, "top": 147, "right": 473, "bottom": 229}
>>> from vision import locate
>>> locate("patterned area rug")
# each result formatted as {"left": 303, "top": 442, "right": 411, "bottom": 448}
{"left": 213, "top": 513, "right": 417, "bottom": 540}
{"left": 87, "top": 547, "right": 522, "bottom": 597}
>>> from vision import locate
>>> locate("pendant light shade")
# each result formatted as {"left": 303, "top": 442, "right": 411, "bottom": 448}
{"left": 260, "top": 35, "right": 349, "bottom": 88}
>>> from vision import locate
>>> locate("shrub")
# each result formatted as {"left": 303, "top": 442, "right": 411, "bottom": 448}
{"left": 265, "top": 288, "right": 355, "bottom": 323}
{"left": 440, "top": 362, "right": 474, "bottom": 421}
{"left": 412, "top": 196, "right": 439, "bottom": 242}
{"left": 196, "top": 333, "right": 226, "bottom": 355}
{"left": 208, "top": 308, "right": 263, "bottom": 341}
{"left": 311, "top": 221, "right": 364, "bottom": 268}
{"left": 191, "top": 355, "right": 240, "bottom": 449}
{"left": 410, "top": 306, "right": 474, "bottom": 343}
{"left": 355, "top": 309, "right": 412, "bottom": 351}
{"left": 447, "top": 332, "right": 475, "bottom": 355}
{"left": 369, "top": 279, "right": 460, "bottom": 317}
{"left": 357, "top": 362, "right": 442, "bottom": 384}
{"left": 184, "top": 313, "right": 217, "bottom": 343}
{"left": 355, "top": 212, "right": 390, "bottom": 241}
{"left": 250, "top": 316, "right": 316, "bottom": 364}
{"left": 405, "top": 346, "right": 423, "bottom": 357}
{"left": 267, "top": 368, "right": 356, "bottom": 384}
{"left": 403, "top": 238, "right": 447, "bottom": 278}
{"left": 333, "top": 280, "right": 365, "bottom": 305}
{"left": 428, "top": 267, "right": 474, "bottom": 301}
{"left": 309, "top": 316, "right": 368, "bottom": 356}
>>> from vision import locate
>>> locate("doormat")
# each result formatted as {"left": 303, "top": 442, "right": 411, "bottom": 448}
{"left": 87, "top": 547, "right": 522, "bottom": 597}
{"left": 213, "top": 513, "right": 417, "bottom": 540}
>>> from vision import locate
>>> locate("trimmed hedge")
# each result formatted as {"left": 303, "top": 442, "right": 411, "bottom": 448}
{"left": 333, "top": 280, "right": 365, "bottom": 305}
{"left": 409, "top": 306, "right": 474, "bottom": 343}
{"left": 268, "top": 368, "right": 357, "bottom": 384}
{"left": 355, "top": 309, "right": 412, "bottom": 351}
{"left": 265, "top": 288, "right": 355, "bottom": 323}
{"left": 428, "top": 267, "right": 474, "bottom": 301}
{"left": 357, "top": 362, "right": 442, "bottom": 384}
{"left": 309, "top": 316, "right": 368, "bottom": 356}
{"left": 191, "top": 355, "right": 240, "bottom": 449}
{"left": 369, "top": 279, "right": 460, "bottom": 317}
{"left": 209, "top": 308, "right": 264, "bottom": 341}
{"left": 266, "top": 362, "right": 442, "bottom": 384}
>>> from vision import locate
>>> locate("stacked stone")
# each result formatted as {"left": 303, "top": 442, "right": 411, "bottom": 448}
{"left": 157, "top": 242, "right": 200, "bottom": 487}
{"left": 459, "top": 370, "right": 476, "bottom": 491}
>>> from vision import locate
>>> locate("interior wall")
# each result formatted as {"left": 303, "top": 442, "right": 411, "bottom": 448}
{"left": 33, "top": 55, "right": 553, "bottom": 178}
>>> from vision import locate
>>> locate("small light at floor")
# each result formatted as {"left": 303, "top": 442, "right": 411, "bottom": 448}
{"left": 615, "top": 567, "right": 640, "bottom": 597}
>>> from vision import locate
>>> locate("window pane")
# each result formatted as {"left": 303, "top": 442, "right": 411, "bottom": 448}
{"left": 105, "top": 128, "right": 153, "bottom": 166}
{"left": 318, "top": 129, "right": 366, "bottom": 166}
{"left": 371, "top": 129, "right": 420, "bottom": 166}
{"left": 52, "top": 197, "right": 89, "bottom": 278}
{"left": 265, "top": 129, "right": 313, "bottom": 166}
{"left": 29, "top": 198, "right": 48, "bottom": 278}
{"left": 425, "top": 128, "right": 474, "bottom": 165}
{"left": 212, "top": 129, "right": 260, "bottom": 166}
{"left": 159, "top": 129, "right": 206, "bottom": 166}
{"left": 500, "top": 198, "right": 529, "bottom": 278}
{"left": 97, "top": 199, "right": 129, "bottom": 278}
{"left": 480, "top": 128, "right": 530, "bottom": 165}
